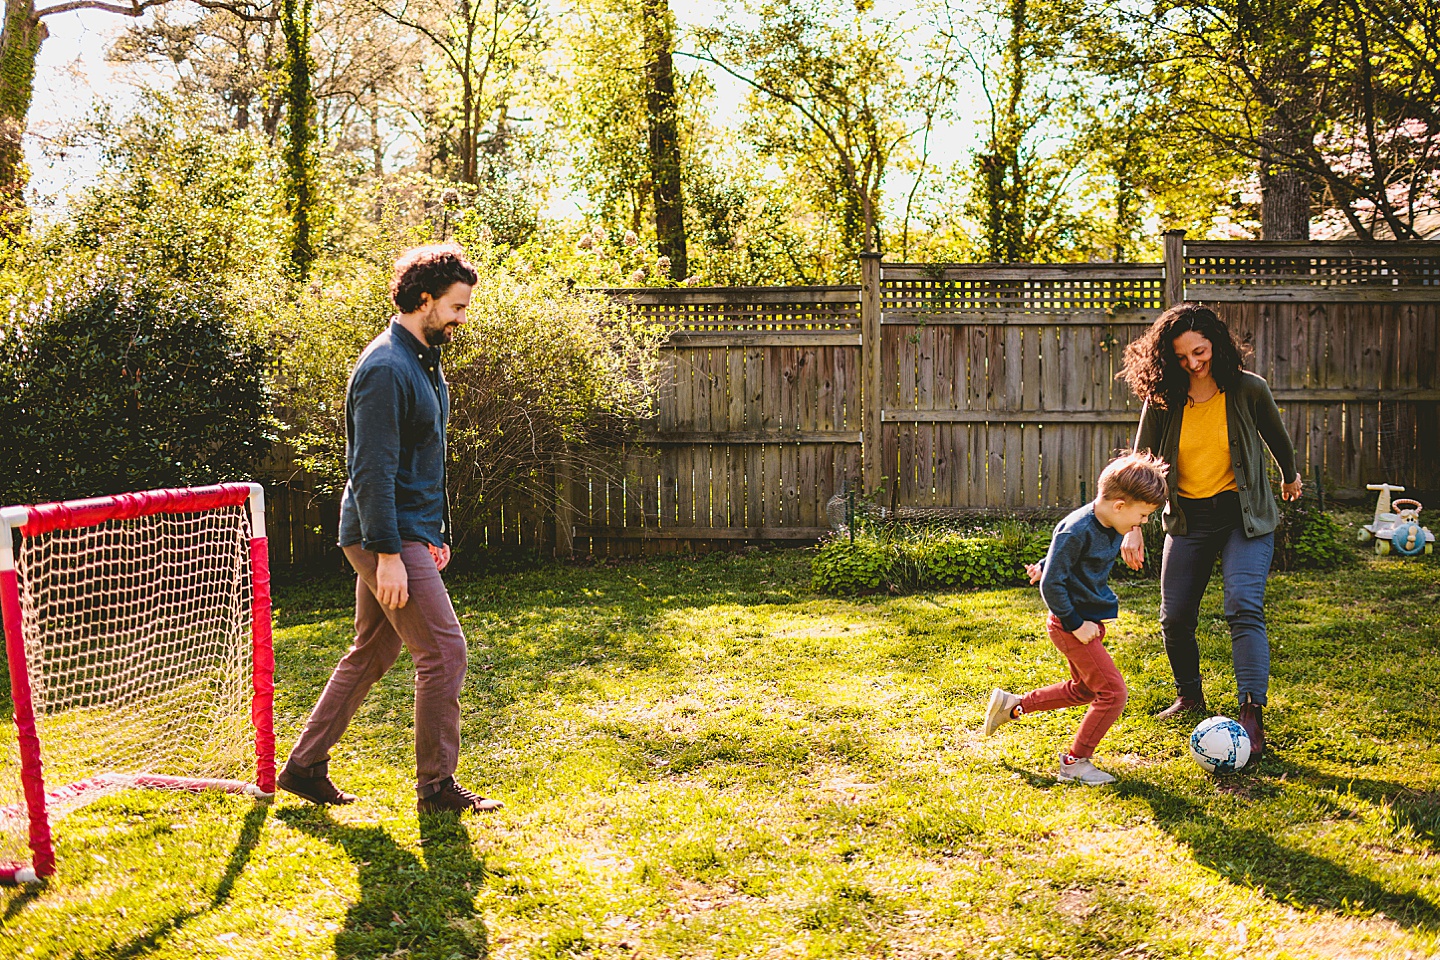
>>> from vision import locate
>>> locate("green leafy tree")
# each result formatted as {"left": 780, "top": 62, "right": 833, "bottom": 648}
{"left": 372, "top": 0, "right": 546, "bottom": 185}
{"left": 0, "top": 0, "right": 270, "bottom": 229}
{"left": 1093, "top": 0, "right": 1440, "bottom": 239}
{"left": 693, "top": 0, "right": 917, "bottom": 258}
{"left": 42, "top": 96, "right": 289, "bottom": 293}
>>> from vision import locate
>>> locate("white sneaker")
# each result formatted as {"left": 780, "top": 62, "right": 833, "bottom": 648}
{"left": 984, "top": 688, "right": 1023, "bottom": 736}
{"left": 1056, "top": 753, "right": 1116, "bottom": 786}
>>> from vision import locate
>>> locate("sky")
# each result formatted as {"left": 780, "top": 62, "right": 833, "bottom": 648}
{"left": 25, "top": 0, "right": 983, "bottom": 219}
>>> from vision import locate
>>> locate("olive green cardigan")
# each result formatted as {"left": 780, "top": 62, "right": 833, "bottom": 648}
{"left": 1134, "top": 371, "right": 1299, "bottom": 538}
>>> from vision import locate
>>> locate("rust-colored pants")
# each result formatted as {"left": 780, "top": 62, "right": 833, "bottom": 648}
{"left": 285, "top": 541, "right": 466, "bottom": 798}
{"left": 1019, "top": 615, "right": 1128, "bottom": 759}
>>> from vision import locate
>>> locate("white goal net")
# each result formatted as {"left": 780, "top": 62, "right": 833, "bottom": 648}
{"left": 0, "top": 484, "right": 273, "bottom": 881}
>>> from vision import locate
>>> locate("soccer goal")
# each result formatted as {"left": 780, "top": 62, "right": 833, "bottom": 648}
{"left": 0, "top": 483, "right": 275, "bottom": 883}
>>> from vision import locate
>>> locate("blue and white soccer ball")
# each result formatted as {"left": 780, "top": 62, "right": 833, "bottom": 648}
{"left": 1189, "top": 716, "right": 1252, "bottom": 774}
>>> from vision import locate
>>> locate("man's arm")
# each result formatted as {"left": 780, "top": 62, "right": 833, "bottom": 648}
{"left": 349, "top": 364, "right": 410, "bottom": 608}
{"left": 349, "top": 364, "right": 405, "bottom": 554}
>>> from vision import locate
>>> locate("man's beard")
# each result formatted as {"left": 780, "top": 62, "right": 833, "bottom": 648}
{"left": 422, "top": 308, "right": 456, "bottom": 346}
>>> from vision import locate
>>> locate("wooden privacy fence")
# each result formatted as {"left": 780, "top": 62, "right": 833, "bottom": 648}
{"left": 563, "top": 286, "right": 864, "bottom": 555}
{"left": 264, "top": 236, "right": 1440, "bottom": 565}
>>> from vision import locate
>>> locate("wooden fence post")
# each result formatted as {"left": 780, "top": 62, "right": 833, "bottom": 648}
{"left": 554, "top": 452, "right": 576, "bottom": 558}
{"left": 1163, "top": 229, "right": 1186, "bottom": 307}
{"left": 859, "top": 253, "right": 884, "bottom": 494}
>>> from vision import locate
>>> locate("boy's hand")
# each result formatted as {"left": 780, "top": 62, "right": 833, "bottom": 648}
{"left": 1025, "top": 562, "right": 1043, "bottom": 584}
{"left": 1074, "top": 621, "right": 1102, "bottom": 644}
{"left": 1121, "top": 528, "right": 1145, "bottom": 570}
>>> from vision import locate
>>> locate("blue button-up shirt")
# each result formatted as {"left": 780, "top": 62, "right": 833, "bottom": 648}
{"left": 338, "top": 321, "right": 451, "bottom": 553}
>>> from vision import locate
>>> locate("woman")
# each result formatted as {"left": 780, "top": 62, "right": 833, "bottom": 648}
{"left": 1120, "top": 303, "right": 1302, "bottom": 758}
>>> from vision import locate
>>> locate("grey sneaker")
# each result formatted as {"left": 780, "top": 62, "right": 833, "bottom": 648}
{"left": 1056, "top": 753, "right": 1116, "bottom": 786}
{"left": 984, "top": 688, "right": 1023, "bottom": 736}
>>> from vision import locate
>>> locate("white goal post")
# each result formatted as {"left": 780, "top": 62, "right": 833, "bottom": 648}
{"left": 0, "top": 483, "right": 275, "bottom": 883}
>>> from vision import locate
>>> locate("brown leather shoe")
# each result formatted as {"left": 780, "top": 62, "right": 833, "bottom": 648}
{"left": 1156, "top": 694, "right": 1207, "bottom": 720}
{"left": 418, "top": 778, "right": 504, "bottom": 814}
{"left": 277, "top": 767, "right": 358, "bottom": 805}
{"left": 1238, "top": 700, "right": 1266, "bottom": 759}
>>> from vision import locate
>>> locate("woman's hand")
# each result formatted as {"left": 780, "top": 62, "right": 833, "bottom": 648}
{"left": 1281, "top": 474, "right": 1303, "bottom": 502}
{"left": 1121, "top": 527, "right": 1145, "bottom": 570}
{"left": 1025, "top": 562, "right": 1043, "bottom": 584}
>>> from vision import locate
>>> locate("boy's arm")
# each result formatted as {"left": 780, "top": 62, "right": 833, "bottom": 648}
{"left": 1039, "top": 530, "right": 1086, "bottom": 633}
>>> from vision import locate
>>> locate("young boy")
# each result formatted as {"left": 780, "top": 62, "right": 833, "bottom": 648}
{"left": 983, "top": 452, "right": 1169, "bottom": 785}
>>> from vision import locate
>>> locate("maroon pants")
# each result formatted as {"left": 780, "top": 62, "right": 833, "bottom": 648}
{"left": 1019, "top": 615, "right": 1128, "bottom": 759}
{"left": 286, "top": 541, "right": 467, "bottom": 798}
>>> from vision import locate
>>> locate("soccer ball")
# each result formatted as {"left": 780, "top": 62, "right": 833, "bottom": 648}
{"left": 1189, "top": 716, "right": 1252, "bottom": 774}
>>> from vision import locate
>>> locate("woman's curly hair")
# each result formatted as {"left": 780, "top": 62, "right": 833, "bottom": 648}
{"left": 1119, "top": 302, "right": 1250, "bottom": 410}
{"left": 390, "top": 243, "right": 478, "bottom": 313}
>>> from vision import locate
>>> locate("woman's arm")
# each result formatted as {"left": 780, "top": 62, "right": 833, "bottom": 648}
{"left": 1252, "top": 378, "right": 1302, "bottom": 498}
{"left": 1134, "top": 399, "right": 1164, "bottom": 456}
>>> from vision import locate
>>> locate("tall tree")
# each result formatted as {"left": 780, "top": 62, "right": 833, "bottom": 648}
{"left": 693, "top": 0, "right": 916, "bottom": 257}
{"left": 1098, "top": 0, "right": 1440, "bottom": 239}
{"left": 372, "top": 0, "right": 545, "bottom": 184}
{"left": 281, "top": 0, "right": 317, "bottom": 273}
{"left": 0, "top": 0, "right": 270, "bottom": 226}
{"left": 932, "top": 0, "right": 1090, "bottom": 261}
{"left": 641, "top": 0, "right": 685, "bottom": 279}
{"left": 109, "top": 7, "right": 286, "bottom": 135}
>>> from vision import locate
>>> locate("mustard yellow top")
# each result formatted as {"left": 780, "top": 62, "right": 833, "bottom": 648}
{"left": 1176, "top": 390, "right": 1238, "bottom": 498}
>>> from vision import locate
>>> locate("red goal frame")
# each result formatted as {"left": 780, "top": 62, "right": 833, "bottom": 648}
{"left": 0, "top": 483, "right": 275, "bottom": 883}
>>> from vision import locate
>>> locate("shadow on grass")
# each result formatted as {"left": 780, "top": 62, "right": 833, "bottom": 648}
{"left": 0, "top": 885, "right": 41, "bottom": 923}
{"left": 1277, "top": 758, "right": 1440, "bottom": 850}
{"left": 276, "top": 807, "right": 489, "bottom": 959}
{"left": 1121, "top": 775, "right": 1440, "bottom": 931}
{"left": 73, "top": 802, "right": 269, "bottom": 960}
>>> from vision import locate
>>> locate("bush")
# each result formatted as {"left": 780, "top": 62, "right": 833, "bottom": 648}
{"left": 275, "top": 232, "right": 666, "bottom": 550}
{"left": 1275, "top": 498, "right": 1352, "bottom": 570}
{"left": 0, "top": 272, "right": 272, "bottom": 504}
{"left": 809, "top": 534, "right": 894, "bottom": 594}
{"left": 811, "top": 524, "right": 1051, "bottom": 596}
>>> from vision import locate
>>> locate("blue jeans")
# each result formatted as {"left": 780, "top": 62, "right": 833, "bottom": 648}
{"left": 1159, "top": 491, "right": 1274, "bottom": 707}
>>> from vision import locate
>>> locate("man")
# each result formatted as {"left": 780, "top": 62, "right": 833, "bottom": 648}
{"left": 277, "top": 244, "right": 501, "bottom": 814}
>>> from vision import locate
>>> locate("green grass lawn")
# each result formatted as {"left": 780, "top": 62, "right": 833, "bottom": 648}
{"left": 1, "top": 532, "right": 1438, "bottom": 959}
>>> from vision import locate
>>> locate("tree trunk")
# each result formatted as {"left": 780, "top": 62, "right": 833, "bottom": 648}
{"left": 1260, "top": 114, "right": 1311, "bottom": 240}
{"left": 641, "top": 0, "right": 687, "bottom": 279}
{"left": 281, "top": 0, "right": 316, "bottom": 276}
{"left": 0, "top": 0, "right": 45, "bottom": 227}
{"left": 369, "top": 98, "right": 383, "bottom": 177}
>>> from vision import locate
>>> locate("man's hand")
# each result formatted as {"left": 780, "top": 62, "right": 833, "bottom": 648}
{"left": 1281, "top": 474, "right": 1303, "bottom": 502}
{"left": 428, "top": 543, "right": 452, "bottom": 572}
{"left": 1025, "top": 562, "right": 1043, "bottom": 585}
{"left": 375, "top": 552, "right": 409, "bottom": 610}
{"left": 1121, "top": 528, "right": 1145, "bottom": 570}
{"left": 1073, "top": 620, "right": 1102, "bottom": 644}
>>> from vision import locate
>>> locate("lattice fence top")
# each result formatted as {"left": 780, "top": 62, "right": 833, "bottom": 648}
{"left": 602, "top": 286, "right": 860, "bottom": 331}
{"left": 1184, "top": 242, "right": 1440, "bottom": 300}
{"left": 879, "top": 264, "right": 1166, "bottom": 318}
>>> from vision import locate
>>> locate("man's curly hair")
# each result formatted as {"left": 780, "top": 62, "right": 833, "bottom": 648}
{"left": 390, "top": 244, "right": 478, "bottom": 313}
{"left": 1119, "top": 302, "right": 1250, "bottom": 410}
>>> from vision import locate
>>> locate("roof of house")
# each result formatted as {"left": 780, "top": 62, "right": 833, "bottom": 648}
{"left": 1325, "top": 209, "right": 1440, "bottom": 241}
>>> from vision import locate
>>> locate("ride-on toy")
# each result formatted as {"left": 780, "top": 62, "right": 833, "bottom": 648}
{"left": 1358, "top": 483, "right": 1435, "bottom": 556}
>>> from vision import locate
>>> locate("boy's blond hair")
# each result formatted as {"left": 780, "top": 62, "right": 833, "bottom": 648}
{"left": 1098, "top": 451, "right": 1169, "bottom": 506}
